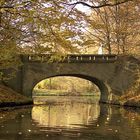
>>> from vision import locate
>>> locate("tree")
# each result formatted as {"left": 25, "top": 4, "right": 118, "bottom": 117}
{"left": 80, "top": 0, "right": 140, "bottom": 54}
{"left": 0, "top": 0, "right": 85, "bottom": 79}
{"left": 0, "top": 0, "right": 138, "bottom": 80}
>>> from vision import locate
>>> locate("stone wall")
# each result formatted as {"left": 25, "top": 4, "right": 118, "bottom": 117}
{"left": 5, "top": 55, "right": 140, "bottom": 104}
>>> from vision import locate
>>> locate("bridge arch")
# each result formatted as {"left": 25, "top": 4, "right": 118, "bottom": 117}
{"left": 5, "top": 54, "right": 138, "bottom": 104}
{"left": 29, "top": 74, "right": 110, "bottom": 103}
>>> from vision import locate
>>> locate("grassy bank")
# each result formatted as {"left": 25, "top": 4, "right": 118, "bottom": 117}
{"left": 0, "top": 85, "right": 33, "bottom": 107}
{"left": 33, "top": 89, "right": 100, "bottom": 96}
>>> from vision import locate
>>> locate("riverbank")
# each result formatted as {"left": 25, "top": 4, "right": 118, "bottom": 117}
{"left": 0, "top": 84, "right": 140, "bottom": 108}
{"left": 116, "top": 56, "right": 140, "bottom": 108}
{"left": 33, "top": 89, "right": 100, "bottom": 96}
{"left": 34, "top": 89, "right": 140, "bottom": 108}
{"left": 0, "top": 84, "right": 33, "bottom": 107}
{"left": 119, "top": 81, "right": 140, "bottom": 107}
{"left": 120, "top": 93, "right": 140, "bottom": 108}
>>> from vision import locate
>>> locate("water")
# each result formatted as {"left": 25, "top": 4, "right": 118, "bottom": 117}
{"left": 0, "top": 96, "right": 140, "bottom": 140}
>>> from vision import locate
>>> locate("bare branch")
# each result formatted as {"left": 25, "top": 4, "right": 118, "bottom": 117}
{"left": 0, "top": 6, "right": 14, "bottom": 9}
{"left": 64, "top": 0, "right": 133, "bottom": 9}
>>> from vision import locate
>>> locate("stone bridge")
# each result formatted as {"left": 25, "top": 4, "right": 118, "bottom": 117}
{"left": 5, "top": 54, "right": 139, "bottom": 104}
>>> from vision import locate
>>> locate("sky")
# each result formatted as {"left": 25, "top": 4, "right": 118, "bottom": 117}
{"left": 75, "top": 3, "right": 91, "bottom": 14}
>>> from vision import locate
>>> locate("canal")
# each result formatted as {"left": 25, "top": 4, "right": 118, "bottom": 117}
{"left": 0, "top": 96, "right": 140, "bottom": 140}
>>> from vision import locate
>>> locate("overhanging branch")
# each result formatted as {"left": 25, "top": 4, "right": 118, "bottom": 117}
{"left": 64, "top": 0, "right": 133, "bottom": 9}
{"left": 0, "top": 6, "right": 14, "bottom": 9}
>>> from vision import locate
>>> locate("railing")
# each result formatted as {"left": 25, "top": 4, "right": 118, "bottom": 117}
{"left": 21, "top": 54, "right": 118, "bottom": 63}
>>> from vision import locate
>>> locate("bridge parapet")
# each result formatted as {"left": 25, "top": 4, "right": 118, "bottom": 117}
{"left": 21, "top": 54, "right": 118, "bottom": 63}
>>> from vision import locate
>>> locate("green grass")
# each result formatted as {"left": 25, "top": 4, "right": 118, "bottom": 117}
{"left": 33, "top": 89, "right": 100, "bottom": 96}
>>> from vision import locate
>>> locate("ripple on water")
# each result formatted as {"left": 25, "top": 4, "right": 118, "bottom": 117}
{"left": 0, "top": 97, "right": 139, "bottom": 140}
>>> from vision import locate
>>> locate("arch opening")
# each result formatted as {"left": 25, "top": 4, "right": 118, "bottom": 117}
{"left": 31, "top": 74, "right": 110, "bottom": 104}
{"left": 33, "top": 76, "right": 100, "bottom": 96}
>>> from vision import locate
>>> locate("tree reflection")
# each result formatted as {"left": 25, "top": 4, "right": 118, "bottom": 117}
{"left": 32, "top": 98, "right": 100, "bottom": 128}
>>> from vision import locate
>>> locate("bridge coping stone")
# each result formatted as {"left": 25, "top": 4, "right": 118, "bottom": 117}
{"left": 21, "top": 54, "right": 118, "bottom": 63}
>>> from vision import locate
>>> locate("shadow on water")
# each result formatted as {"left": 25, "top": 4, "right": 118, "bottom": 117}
{"left": 0, "top": 96, "right": 140, "bottom": 140}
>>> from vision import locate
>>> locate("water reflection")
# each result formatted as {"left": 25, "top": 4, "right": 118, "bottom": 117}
{"left": 0, "top": 96, "right": 140, "bottom": 140}
{"left": 32, "top": 99, "right": 100, "bottom": 128}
